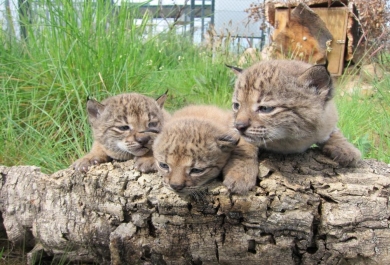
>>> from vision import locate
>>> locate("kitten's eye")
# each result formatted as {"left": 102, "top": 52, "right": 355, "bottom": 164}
{"left": 232, "top": 102, "right": 240, "bottom": 111}
{"left": 158, "top": 162, "right": 169, "bottom": 171}
{"left": 117, "top": 125, "right": 131, "bottom": 131}
{"left": 190, "top": 168, "right": 206, "bottom": 175}
{"left": 148, "top": 121, "right": 159, "bottom": 128}
{"left": 257, "top": 106, "right": 275, "bottom": 113}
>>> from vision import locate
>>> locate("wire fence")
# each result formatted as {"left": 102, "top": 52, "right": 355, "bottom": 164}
{"left": 137, "top": 0, "right": 270, "bottom": 52}
{"left": 0, "top": 0, "right": 270, "bottom": 53}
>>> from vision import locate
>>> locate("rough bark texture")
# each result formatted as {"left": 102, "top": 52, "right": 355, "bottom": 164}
{"left": 1, "top": 149, "right": 390, "bottom": 264}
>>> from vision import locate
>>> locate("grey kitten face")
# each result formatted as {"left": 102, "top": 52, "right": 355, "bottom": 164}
{"left": 153, "top": 119, "right": 238, "bottom": 195}
{"left": 231, "top": 60, "right": 333, "bottom": 151}
{"left": 88, "top": 93, "right": 166, "bottom": 159}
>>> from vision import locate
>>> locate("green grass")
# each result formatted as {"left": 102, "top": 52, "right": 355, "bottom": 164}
{"left": 336, "top": 76, "right": 390, "bottom": 163}
{"left": 0, "top": 0, "right": 389, "bottom": 175}
{"left": 0, "top": 0, "right": 234, "bottom": 173}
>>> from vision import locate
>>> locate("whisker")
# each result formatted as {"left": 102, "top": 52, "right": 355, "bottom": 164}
{"left": 190, "top": 189, "right": 208, "bottom": 204}
{"left": 190, "top": 191, "right": 199, "bottom": 202}
{"left": 262, "top": 137, "right": 267, "bottom": 148}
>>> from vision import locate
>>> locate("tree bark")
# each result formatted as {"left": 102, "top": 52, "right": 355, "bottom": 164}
{"left": 0, "top": 149, "right": 390, "bottom": 265}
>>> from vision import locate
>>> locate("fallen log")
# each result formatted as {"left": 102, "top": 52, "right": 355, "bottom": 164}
{"left": 0, "top": 149, "right": 389, "bottom": 264}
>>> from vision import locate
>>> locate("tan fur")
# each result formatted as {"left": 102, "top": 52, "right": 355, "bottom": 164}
{"left": 73, "top": 92, "right": 170, "bottom": 173}
{"left": 153, "top": 105, "right": 259, "bottom": 195}
{"left": 230, "top": 60, "right": 361, "bottom": 167}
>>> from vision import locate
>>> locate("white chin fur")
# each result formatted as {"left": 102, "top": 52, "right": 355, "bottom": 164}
{"left": 116, "top": 142, "right": 148, "bottom": 156}
{"left": 242, "top": 135, "right": 256, "bottom": 143}
{"left": 116, "top": 141, "right": 131, "bottom": 152}
{"left": 131, "top": 148, "right": 149, "bottom": 156}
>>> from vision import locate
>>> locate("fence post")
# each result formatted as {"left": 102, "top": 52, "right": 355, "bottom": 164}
{"left": 190, "top": 0, "right": 195, "bottom": 41}
{"left": 211, "top": 0, "right": 215, "bottom": 25}
{"left": 18, "top": 0, "right": 31, "bottom": 41}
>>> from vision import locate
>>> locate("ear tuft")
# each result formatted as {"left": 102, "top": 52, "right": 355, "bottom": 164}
{"left": 225, "top": 64, "right": 243, "bottom": 75}
{"left": 156, "top": 90, "right": 168, "bottom": 108}
{"left": 87, "top": 98, "right": 105, "bottom": 121}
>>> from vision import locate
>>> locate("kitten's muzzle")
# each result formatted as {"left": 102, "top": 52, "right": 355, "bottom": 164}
{"left": 135, "top": 134, "right": 151, "bottom": 146}
{"left": 234, "top": 121, "right": 250, "bottom": 133}
{"left": 169, "top": 183, "right": 186, "bottom": 192}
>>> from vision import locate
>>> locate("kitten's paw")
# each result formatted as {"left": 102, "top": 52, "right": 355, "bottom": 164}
{"left": 72, "top": 157, "right": 101, "bottom": 174}
{"left": 322, "top": 142, "right": 361, "bottom": 167}
{"left": 320, "top": 129, "right": 362, "bottom": 167}
{"left": 223, "top": 163, "right": 258, "bottom": 194}
{"left": 134, "top": 156, "right": 157, "bottom": 173}
{"left": 223, "top": 177, "right": 256, "bottom": 194}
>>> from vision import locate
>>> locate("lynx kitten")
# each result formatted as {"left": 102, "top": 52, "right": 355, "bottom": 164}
{"left": 73, "top": 92, "right": 170, "bottom": 173}
{"left": 228, "top": 60, "right": 361, "bottom": 166}
{"left": 153, "top": 105, "right": 259, "bottom": 195}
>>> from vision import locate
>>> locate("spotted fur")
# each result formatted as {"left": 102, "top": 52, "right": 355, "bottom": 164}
{"left": 229, "top": 59, "right": 361, "bottom": 167}
{"left": 73, "top": 92, "right": 170, "bottom": 173}
{"left": 153, "top": 105, "right": 259, "bottom": 195}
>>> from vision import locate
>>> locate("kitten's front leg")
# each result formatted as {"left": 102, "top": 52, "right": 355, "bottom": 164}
{"left": 223, "top": 140, "right": 259, "bottom": 194}
{"left": 320, "top": 129, "right": 361, "bottom": 167}
{"left": 134, "top": 150, "right": 158, "bottom": 173}
{"left": 72, "top": 142, "right": 112, "bottom": 173}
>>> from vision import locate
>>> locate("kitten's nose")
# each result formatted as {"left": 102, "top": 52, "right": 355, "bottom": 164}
{"left": 170, "top": 184, "right": 185, "bottom": 191}
{"left": 135, "top": 134, "right": 151, "bottom": 146}
{"left": 235, "top": 121, "right": 250, "bottom": 133}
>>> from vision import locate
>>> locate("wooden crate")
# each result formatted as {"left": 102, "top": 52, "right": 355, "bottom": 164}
{"left": 273, "top": 7, "right": 349, "bottom": 75}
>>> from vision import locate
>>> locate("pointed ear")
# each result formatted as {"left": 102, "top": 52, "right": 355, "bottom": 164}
{"left": 217, "top": 133, "right": 240, "bottom": 152}
{"left": 225, "top": 64, "right": 243, "bottom": 75}
{"left": 298, "top": 64, "right": 334, "bottom": 100}
{"left": 156, "top": 90, "right": 168, "bottom": 108}
{"left": 87, "top": 98, "right": 105, "bottom": 122}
